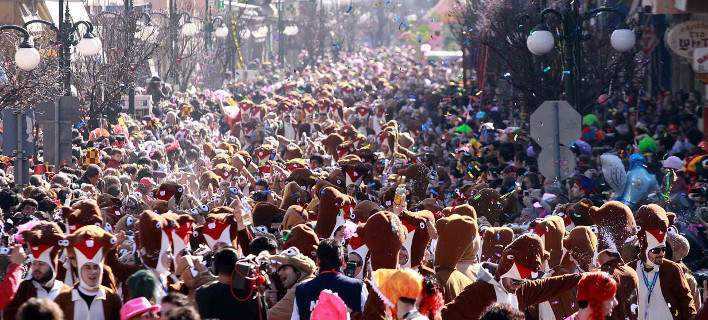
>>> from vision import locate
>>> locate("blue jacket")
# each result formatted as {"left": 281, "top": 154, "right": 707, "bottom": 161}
{"left": 293, "top": 272, "right": 367, "bottom": 319}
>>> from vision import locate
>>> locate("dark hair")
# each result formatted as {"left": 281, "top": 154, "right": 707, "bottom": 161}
{"left": 310, "top": 155, "right": 324, "bottom": 166}
{"left": 82, "top": 164, "right": 102, "bottom": 180}
{"left": 248, "top": 236, "right": 278, "bottom": 255}
{"left": 480, "top": 303, "right": 524, "bottom": 320}
{"left": 17, "top": 298, "right": 64, "bottom": 320}
{"left": 161, "top": 292, "right": 190, "bottom": 307}
{"left": 127, "top": 270, "right": 160, "bottom": 303}
{"left": 317, "top": 238, "right": 343, "bottom": 271}
{"left": 213, "top": 247, "right": 239, "bottom": 275}
{"left": 165, "top": 306, "right": 201, "bottom": 320}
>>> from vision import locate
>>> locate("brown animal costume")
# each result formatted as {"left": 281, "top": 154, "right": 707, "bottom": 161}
{"left": 153, "top": 181, "right": 184, "bottom": 203}
{"left": 194, "top": 209, "right": 253, "bottom": 254}
{"left": 283, "top": 224, "right": 319, "bottom": 258}
{"left": 434, "top": 214, "right": 477, "bottom": 302}
{"left": 352, "top": 200, "right": 381, "bottom": 223}
{"left": 479, "top": 226, "right": 514, "bottom": 264}
{"left": 399, "top": 210, "right": 435, "bottom": 269}
{"left": 587, "top": 201, "right": 637, "bottom": 262}
{"left": 252, "top": 202, "right": 286, "bottom": 231}
{"left": 282, "top": 205, "right": 309, "bottom": 230}
{"left": 280, "top": 181, "right": 308, "bottom": 210}
{"left": 554, "top": 198, "right": 594, "bottom": 230}
{"left": 4, "top": 222, "right": 72, "bottom": 320}
{"left": 63, "top": 199, "right": 104, "bottom": 233}
{"left": 162, "top": 211, "right": 195, "bottom": 257}
{"left": 314, "top": 186, "right": 356, "bottom": 238}
{"left": 442, "top": 234, "right": 581, "bottom": 320}
{"left": 529, "top": 215, "right": 566, "bottom": 270}
{"left": 541, "top": 226, "right": 599, "bottom": 320}
{"left": 54, "top": 225, "right": 122, "bottom": 320}
{"left": 359, "top": 211, "right": 407, "bottom": 320}
{"left": 626, "top": 204, "right": 696, "bottom": 320}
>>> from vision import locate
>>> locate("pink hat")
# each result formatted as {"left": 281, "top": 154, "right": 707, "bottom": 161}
{"left": 120, "top": 297, "right": 160, "bottom": 320}
{"left": 311, "top": 290, "right": 348, "bottom": 320}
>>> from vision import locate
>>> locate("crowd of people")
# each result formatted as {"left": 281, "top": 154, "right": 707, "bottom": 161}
{"left": 0, "top": 46, "right": 706, "bottom": 320}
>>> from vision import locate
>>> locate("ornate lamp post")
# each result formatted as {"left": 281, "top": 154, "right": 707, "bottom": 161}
{"left": 523, "top": 0, "right": 635, "bottom": 108}
{"left": 0, "top": 25, "right": 41, "bottom": 71}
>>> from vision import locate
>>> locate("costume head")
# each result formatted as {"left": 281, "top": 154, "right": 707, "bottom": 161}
{"left": 153, "top": 181, "right": 184, "bottom": 203}
{"left": 529, "top": 215, "right": 566, "bottom": 270}
{"left": 496, "top": 234, "right": 547, "bottom": 281}
{"left": 434, "top": 214, "right": 477, "bottom": 269}
{"left": 315, "top": 186, "right": 355, "bottom": 238}
{"left": 63, "top": 199, "right": 103, "bottom": 233}
{"left": 21, "top": 221, "right": 66, "bottom": 281}
{"left": 360, "top": 211, "right": 407, "bottom": 270}
{"left": 283, "top": 224, "right": 320, "bottom": 258}
{"left": 562, "top": 226, "right": 598, "bottom": 271}
{"left": 194, "top": 210, "right": 243, "bottom": 250}
{"left": 399, "top": 210, "right": 435, "bottom": 268}
{"left": 161, "top": 211, "right": 195, "bottom": 257}
{"left": 479, "top": 226, "right": 514, "bottom": 264}
{"left": 66, "top": 225, "right": 117, "bottom": 290}
{"left": 635, "top": 204, "right": 669, "bottom": 264}
{"left": 469, "top": 188, "right": 503, "bottom": 226}
{"left": 588, "top": 201, "right": 636, "bottom": 260}
{"left": 137, "top": 210, "right": 177, "bottom": 274}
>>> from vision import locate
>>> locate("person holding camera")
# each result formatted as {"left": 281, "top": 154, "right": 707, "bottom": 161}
{"left": 195, "top": 247, "right": 267, "bottom": 320}
{"left": 266, "top": 248, "right": 316, "bottom": 320}
{"left": 292, "top": 238, "right": 368, "bottom": 320}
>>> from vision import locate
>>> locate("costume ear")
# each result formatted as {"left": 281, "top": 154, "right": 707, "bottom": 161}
{"left": 61, "top": 207, "right": 74, "bottom": 219}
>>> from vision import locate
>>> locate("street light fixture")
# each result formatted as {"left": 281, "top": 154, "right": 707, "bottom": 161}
{"left": 523, "top": 1, "right": 633, "bottom": 107}
{"left": 1, "top": 25, "right": 41, "bottom": 71}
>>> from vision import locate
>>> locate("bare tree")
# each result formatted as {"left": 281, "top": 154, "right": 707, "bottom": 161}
{"left": 0, "top": 31, "right": 62, "bottom": 110}
{"left": 450, "top": 0, "right": 647, "bottom": 114}
{"left": 72, "top": 11, "right": 162, "bottom": 127}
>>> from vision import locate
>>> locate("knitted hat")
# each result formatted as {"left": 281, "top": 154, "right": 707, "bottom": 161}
{"left": 361, "top": 211, "right": 407, "bottom": 270}
{"left": 479, "top": 226, "right": 514, "bottom": 264}
{"left": 576, "top": 272, "right": 617, "bottom": 308}
{"left": 63, "top": 199, "right": 104, "bottom": 233}
{"left": 311, "top": 290, "right": 348, "bottom": 320}
{"left": 21, "top": 221, "right": 66, "bottom": 279}
{"left": 66, "top": 225, "right": 117, "bottom": 289}
{"left": 562, "top": 226, "right": 598, "bottom": 271}
{"left": 399, "top": 210, "right": 435, "bottom": 268}
{"left": 587, "top": 201, "right": 636, "bottom": 258}
{"left": 136, "top": 210, "right": 177, "bottom": 274}
{"left": 315, "top": 186, "right": 356, "bottom": 239}
{"left": 497, "top": 234, "right": 547, "bottom": 281}
{"left": 529, "top": 215, "right": 566, "bottom": 270}
{"left": 283, "top": 224, "right": 319, "bottom": 258}
{"left": 635, "top": 204, "right": 669, "bottom": 261}
{"left": 435, "top": 214, "right": 477, "bottom": 268}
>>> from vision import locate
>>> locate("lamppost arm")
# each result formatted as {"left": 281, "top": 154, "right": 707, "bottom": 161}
{"left": 23, "top": 20, "right": 59, "bottom": 33}
{"left": 0, "top": 25, "right": 32, "bottom": 44}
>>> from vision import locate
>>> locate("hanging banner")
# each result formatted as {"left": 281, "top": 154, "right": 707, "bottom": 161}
{"left": 665, "top": 21, "right": 708, "bottom": 59}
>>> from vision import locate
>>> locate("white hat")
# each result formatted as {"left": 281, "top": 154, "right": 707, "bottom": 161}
{"left": 661, "top": 156, "right": 684, "bottom": 170}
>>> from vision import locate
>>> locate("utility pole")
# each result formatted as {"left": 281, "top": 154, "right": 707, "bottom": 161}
{"left": 125, "top": 0, "right": 135, "bottom": 114}
{"left": 277, "top": 0, "right": 284, "bottom": 66}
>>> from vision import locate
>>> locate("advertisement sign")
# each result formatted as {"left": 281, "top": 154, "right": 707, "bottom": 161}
{"left": 666, "top": 21, "right": 708, "bottom": 59}
{"left": 693, "top": 47, "right": 708, "bottom": 73}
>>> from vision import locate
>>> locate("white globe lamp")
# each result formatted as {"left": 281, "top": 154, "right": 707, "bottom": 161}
{"left": 15, "top": 43, "right": 41, "bottom": 71}
{"left": 77, "top": 36, "right": 101, "bottom": 56}
{"left": 214, "top": 26, "right": 229, "bottom": 38}
{"left": 610, "top": 29, "right": 636, "bottom": 52}
{"left": 420, "top": 43, "right": 432, "bottom": 52}
{"left": 526, "top": 30, "right": 555, "bottom": 55}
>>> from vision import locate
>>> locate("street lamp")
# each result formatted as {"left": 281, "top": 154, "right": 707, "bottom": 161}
{"left": 0, "top": 25, "right": 41, "bottom": 71}
{"left": 523, "top": 1, "right": 633, "bottom": 107}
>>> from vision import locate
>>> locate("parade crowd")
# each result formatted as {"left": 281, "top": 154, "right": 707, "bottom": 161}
{"left": 0, "top": 46, "right": 706, "bottom": 320}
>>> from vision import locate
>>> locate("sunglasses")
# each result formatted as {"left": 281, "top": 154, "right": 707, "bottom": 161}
{"left": 649, "top": 247, "right": 666, "bottom": 254}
